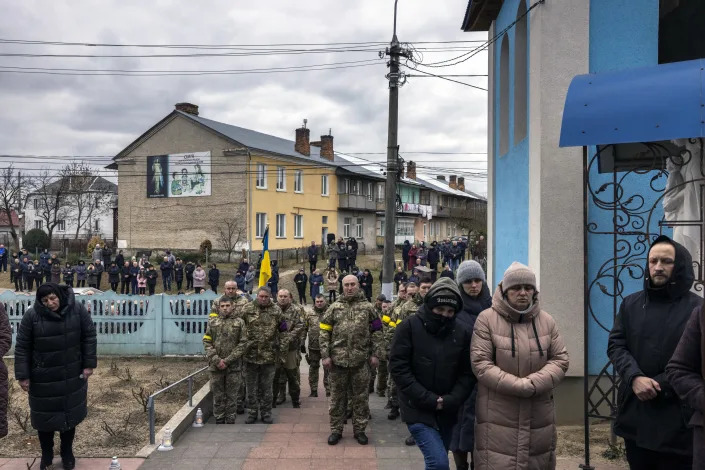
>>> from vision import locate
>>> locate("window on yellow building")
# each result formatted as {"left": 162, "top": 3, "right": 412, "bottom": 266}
{"left": 321, "top": 175, "right": 329, "bottom": 196}
{"left": 256, "top": 164, "right": 267, "bottom": 189}
{"left": 276, "top": 214, "right": 286, "bottom": 238}
{"left": 294, "top": 215, "right": 303, "bottom": 238}
{"left": 294, "top": 170, "right": 303, "bottom": 193}
{"left": 256, "top": 213, "right": 267, "bottom": 238}
{"left": 276, "top": 167, "right": 286, "bottom": 191}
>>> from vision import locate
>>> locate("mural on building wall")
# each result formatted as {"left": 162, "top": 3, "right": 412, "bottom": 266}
{"left": 147, "top": 151, "right": 211, "bottom": 198}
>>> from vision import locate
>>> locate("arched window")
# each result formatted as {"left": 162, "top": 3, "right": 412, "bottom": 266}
{"left": 499, "top": 34, "right": 510, "bottom": 156}
{"left": 514, "top": 1, "right": 528, "bottom": 144}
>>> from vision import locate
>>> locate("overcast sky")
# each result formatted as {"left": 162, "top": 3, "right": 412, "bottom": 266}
{"left": 0, "top": 1, "right": 488, "bottom": 194}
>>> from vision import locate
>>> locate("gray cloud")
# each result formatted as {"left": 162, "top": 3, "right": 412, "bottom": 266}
{"left": 0, "top": 0, "right": 488, "bottom": 193}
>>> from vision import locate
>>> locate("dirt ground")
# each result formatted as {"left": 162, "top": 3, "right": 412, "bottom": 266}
{"left": 0, "top": 356, "right": 208, "bottom": 458}
{"left": 557, "top": 422, "right": 628, "bottom": 467}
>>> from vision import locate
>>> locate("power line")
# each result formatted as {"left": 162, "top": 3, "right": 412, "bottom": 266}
{"left": 0, "top": 38, "right": 488, "bottom": 49}
{"left": 405, "top": 67, "right": 488, "bottom": 91}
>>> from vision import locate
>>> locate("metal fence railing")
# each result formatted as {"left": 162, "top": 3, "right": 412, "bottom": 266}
{"left": 147, "top": 365, "right": 209, "bottom": 445}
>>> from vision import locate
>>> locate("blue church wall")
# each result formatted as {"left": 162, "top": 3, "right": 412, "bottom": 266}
{"left": 587, "top": 0, "right": 668, "bottom": 374}
{"left": 493, "top": 0, "right": 530, "bottom": 283}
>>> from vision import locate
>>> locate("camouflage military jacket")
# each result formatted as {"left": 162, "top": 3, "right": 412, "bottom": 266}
{"left": 210, "top": 295, "right": 249, "bottom": 319}
{"left": 278, "top": 303, "right": 306, "bottom": 351}
{"left": 319, "top": 290, "right": 384, "bottom": 367}
{"left": 241, "top": 300, "right": 285, "bottom": 365}
{"left": 398, "top": 293, "right": 423, "bottom": 322}
{"left": 382, "top": 300, "right": 405, "bottom": 352}
{"left": 305, "top": 306, "right": 327, "bottom": 350}
{"left": 203, "top": 312, "right": 249, "bottom": 372}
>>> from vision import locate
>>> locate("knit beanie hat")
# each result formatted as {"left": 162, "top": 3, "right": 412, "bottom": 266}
{"left": 456, "top": 260, "right": 486, "bottom": 284}
{"left": 502, "top": 262, "right": 537, "bottom": 292}
{"left": 424, "top": 277, "right": 462, "bottom": 313}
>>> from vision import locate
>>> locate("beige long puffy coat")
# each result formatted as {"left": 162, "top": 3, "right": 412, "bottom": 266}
{"left": 471, "top": 285, "right": 569, "bottom": 470}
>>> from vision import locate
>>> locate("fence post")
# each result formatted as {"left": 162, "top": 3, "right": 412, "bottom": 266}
{"left": 155, "top": 295, "right": 164, "bottom": 356}
{"left": 148, "top": 396, "right": 155, "bottom": 445}
{"left": 188, "top": 376, "right": 193, "bottom": 407}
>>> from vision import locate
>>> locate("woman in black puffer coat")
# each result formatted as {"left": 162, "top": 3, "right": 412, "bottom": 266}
{"left": 449, "top": 260, "right": 492, "bottom": 470}
{"left": 14, "top": 283, "right": 97, "bottom": 470}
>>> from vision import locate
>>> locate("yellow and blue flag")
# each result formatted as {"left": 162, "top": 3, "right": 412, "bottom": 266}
{"left": 258, "top": 226, "right": 272, "bottom": 287}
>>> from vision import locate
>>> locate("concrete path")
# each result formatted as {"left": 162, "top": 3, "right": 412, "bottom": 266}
{"left": 0, "top": 457, "right": 144, "bottom": 469}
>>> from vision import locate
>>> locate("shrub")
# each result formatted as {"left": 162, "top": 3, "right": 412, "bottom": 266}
{"left": 23, "top": 229, "right": 49, "bottom": 254}
{"left": 199, "top": 239, "right": 212, "bottom": 255}
{"left": 174, "top": 251, "right": 202, "bottom": 264}
{"left": 86, "top": 236, "right": 109, "bottom": 257}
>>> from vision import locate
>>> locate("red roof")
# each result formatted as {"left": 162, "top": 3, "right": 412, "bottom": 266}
{"left": 0, "top": 210, "right": 20, "bottom": 227}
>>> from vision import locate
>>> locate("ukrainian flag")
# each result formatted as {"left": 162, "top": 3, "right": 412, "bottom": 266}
{"left": 258, "top": 226, "right": 272, "bottom": 288}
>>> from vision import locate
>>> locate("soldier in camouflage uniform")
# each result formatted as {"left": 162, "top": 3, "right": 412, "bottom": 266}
{"left": 303, "top": 294, "right": 330, "bottom": 397}
{"left": 385, "top": 281, "right": 413, "bottom": 418}
{"left": 273, "top": 289, "right": 306, "bottom": 407}
{"left": 218, "top": 280, "right": 250, "bottom": 414}
{"left": 241, "top": 286, "right": 288, "bottom": 424}
{"left": 203, "top": 296, "right": 249, "bottom": 424}
{"left": 320, "top": 275, "right": 384, "bottom": 446}
{"left": 369, "top": 294, "right": 389, "bottom": 396}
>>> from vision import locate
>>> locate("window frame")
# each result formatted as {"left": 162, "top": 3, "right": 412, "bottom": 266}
{"left": 57, "top": 219, "right": 66, "bottom": 232}
{"left": 275, "top": 213, "right": 286, "bottom": 238}
{"left": 34, "top": 220, "right": 42, "bottom": 230}
{"left": 276, "top": 167, "right": 286, "bottom": 191}
{"left": 321, "top": 175, "right": 329, "bottom": 196}
{"left": 294, "top": 170, "right": 303, "bottom": 193}
{"left": 255, "top": 213, "right": 267, "bottom": 238}
{"left": 256, "top": 164, "right": 267, "bottom": 189}
{"left": 355, "top": 217, "right": 363, "bottom": 239}
{"left": 343, "top": 217, "right": 351, "bottom": 238}
{"left": 294, "top": 214, "right": 303, "bottom": 238}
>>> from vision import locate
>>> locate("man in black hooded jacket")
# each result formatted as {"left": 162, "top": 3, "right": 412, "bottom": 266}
{"left": 607, "top": 235, "right": 701, "bottom": 469}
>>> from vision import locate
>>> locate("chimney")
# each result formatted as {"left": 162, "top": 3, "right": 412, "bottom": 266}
{"left": 457, "top": 177, "right": 465, "bottom": 191}
{"left": 406, "top": 161, "right": 417, "bottom": 180}
{"left": 449, "top": 175, "right": 458, "bottom": 189}
{"left": 436, "top": 175, "right": 446, "bottom": 181}
{"left": 320, "top": 130, "right": 334, "bottom": 161}
{"left": 295, "top": 119, "right": 310, "bottom": 156}
{"left": 175, "top": 102, "right": 199, "bottom": 116}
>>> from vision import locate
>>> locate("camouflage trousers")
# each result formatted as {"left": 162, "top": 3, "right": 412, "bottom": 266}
{"left": 210, "top": 368, "right": 242, "bottom": 421}
{"left": 274, "top": 364, "right": 301, "bottom": 402}
{"left": 244, "top": 362, "right": 276, "bottom": 419}
{"left": 307, "top": 349, "right": 330, "bottom": 393}
{"left": 369, "top": 359, "right": 388, "bottom": 394}
{"left": 329, "top": 363, "right": 370, "bottom": 434}
{"left": 387, "top": 360, "right": 398, "bottom": 407}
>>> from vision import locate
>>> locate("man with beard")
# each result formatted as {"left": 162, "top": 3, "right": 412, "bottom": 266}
{"left": 608, "top": 236, "right": 700, "bottom": 469}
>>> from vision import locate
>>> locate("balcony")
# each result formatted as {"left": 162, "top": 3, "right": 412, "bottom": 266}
{"left": 434, "top": 205, "right": 451, "bottom": 218}
{"left": 338, "top": 194, "right": 377, "bottom": 211}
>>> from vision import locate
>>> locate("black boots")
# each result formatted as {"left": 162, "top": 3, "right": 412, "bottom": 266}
{"left": 354, "top": 432, "right": 369, "bottom": 445}
{"left": 328, "top": 433, "right": 342, "bottom": 445}
{"left": 387, "top": 407, "right": 400, "bottom": 420}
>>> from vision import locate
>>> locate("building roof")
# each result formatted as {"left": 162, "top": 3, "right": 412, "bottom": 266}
{"left": 177, "top": 111, "right": 338, "bottom": 166}
{"left": 333, "top": 153, "right": 423, "bottom": 187}
{"left": 461, "top": 0, "right": 504, "bottom": 32}
{"left": 112, "top": 110, "right": 339, "bottom": 169}
{"left": 0, "top": 210, "right": 20, "bottom": 227}
{"left": 414, "top": 173, "right": 486, "bottom": 201}
{"left": 28, "top": 175, "right": 117, "bottom": 196}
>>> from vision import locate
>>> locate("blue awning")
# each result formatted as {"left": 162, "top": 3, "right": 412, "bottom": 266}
{"left": 559, "top": 59, "right": 705, "bottom": 147}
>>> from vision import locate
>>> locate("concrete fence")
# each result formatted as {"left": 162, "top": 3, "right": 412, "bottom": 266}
{"left": 1, "top": 290, "right": 218, "bottom": 356}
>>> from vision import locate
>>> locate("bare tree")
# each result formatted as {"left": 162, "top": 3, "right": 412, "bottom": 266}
{"left": 217, "top": 217, "right": 247, "bottom": 262}
{"left": 0, "top": 166, "right": 27, "bottom": 250}
{"left": 30, "top": 169, "right": 71, "bottom": 246}
{"left": 60, "top": 163, "right": 114, "bottom": 239}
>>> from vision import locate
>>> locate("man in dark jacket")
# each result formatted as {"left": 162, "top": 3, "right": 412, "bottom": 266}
{"left": 160, "top": 256, "right": 173, "bottom": 292}
{"left": 307, "top": 242, "right": 318, "bottom": 273}
{"left": 14, "top": 283, "right": 97, "bottom": 470}
{"left": 390, "top": 277, "right": 475, "bottom": 470}
{"left": 667, "top": 304, "right": 705, "bottom": 469}
{"left": 427, "top": 242, "right": 440, "bottom": 281}
{"left": 450, "top": 260, "right": 492, "bottom": 470}
{"left": 402, "top": 240, "right": 411, "bottom": 271}
{"left": 293, "top": 268, "right": 308, "bottom": 305}
{"left": 607, "top": 235, "right": 700, "bottom": 469}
